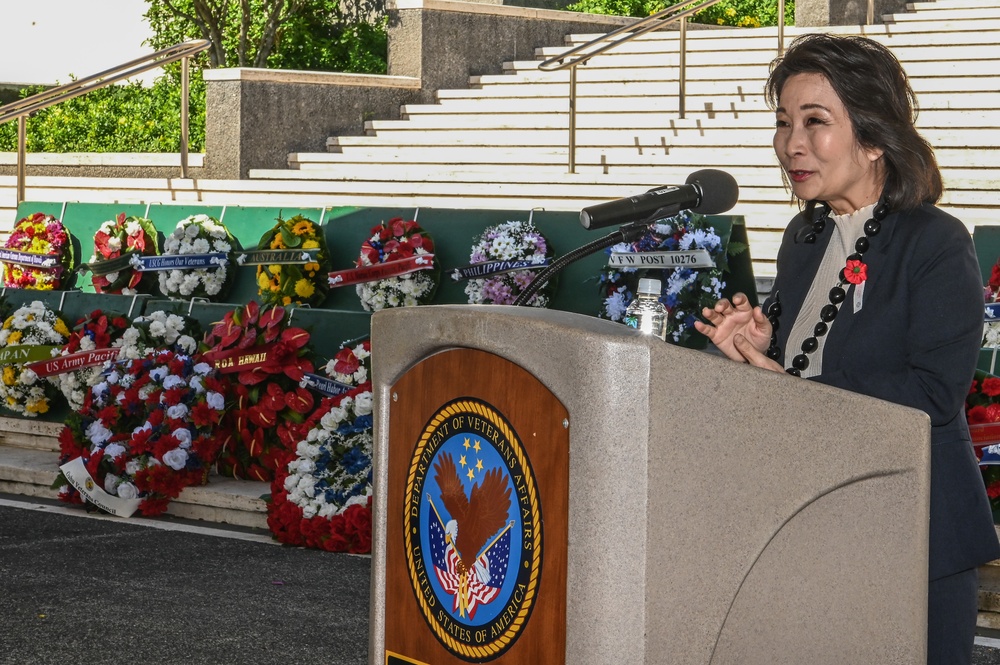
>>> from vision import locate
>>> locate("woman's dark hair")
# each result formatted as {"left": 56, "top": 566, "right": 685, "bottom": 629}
{"left": 765, "top": 33, "right": 942, "bottom": 211}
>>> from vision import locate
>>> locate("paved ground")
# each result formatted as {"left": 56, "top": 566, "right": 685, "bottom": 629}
{"left": 3, "top": 494, "right": 1000, "bottom": 665}
{"left": 0, "top": 496, "right": 369, "bottom": 665}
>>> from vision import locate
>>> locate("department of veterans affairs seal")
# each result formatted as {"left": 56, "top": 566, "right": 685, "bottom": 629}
{"left": 403, "top": 398, "right": 542, "bottom": 661}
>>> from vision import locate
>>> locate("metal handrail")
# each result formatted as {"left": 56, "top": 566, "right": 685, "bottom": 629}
{"left": 0, "top": 39, "right": 212, "bottom": 204}
{"left": 539, "top": 1, "right": 787, "bottom": 172}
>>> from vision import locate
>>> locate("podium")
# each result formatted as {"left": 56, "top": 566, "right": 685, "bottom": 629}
{"left": 369, "top": 305, "right": 930, "bottom": 664}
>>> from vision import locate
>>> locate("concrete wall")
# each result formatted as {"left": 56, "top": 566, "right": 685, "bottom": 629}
{"left": 795, "top": 0, "right": 908, "bottom": 26}
{"left": 387, "top": 0, "right": 640, "bottom": 96}
{"left": 203, "top": 69, "right": 422, "bottom": 178}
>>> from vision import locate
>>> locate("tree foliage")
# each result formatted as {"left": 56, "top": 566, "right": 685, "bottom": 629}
{"left": 143, "top": 0, "right": 388, "bottom": 72}
{"left": 0, "top": 75, "right": 206, "bottom": 153}
{"left": 566, "top": 0, "right": 793, "bottom": 27}
{"left": 0, "top": 0, "right": 390, "bottom": 153}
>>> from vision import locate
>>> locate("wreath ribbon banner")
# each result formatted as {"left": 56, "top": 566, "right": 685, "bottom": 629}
{"left": 26, "top": 348, "right": 120, "bottom": 378}
{"left": 78, "top": 251, "right": 139, "bottom": 277}
{"left": 450, "top": 258, "right": 549, "bottom": 282}
{"left": 0, "top": 345, "right": 59, "bottom": 366}
{"left": 328, "top": 253, "right": 437, "bottom": 288}
{"left": 237, "top": 248, "right": 321, "bottom": 266}
{"left": 134, "top": 253, "right": 229, "bottom": 271}
{"left": 608, "top": 249, "right": 714, "bottom": 269}
{"left": 59, "top": 456, "right": 141, "bottom": 518}
{"left": 301, "top": 372, "right": 354, "bottom": 398}
{"left": 0, "top": 248, "right": 64, "bottom": 272}
{"left": 203, "top": 342, "right": 278, "bottom": 374}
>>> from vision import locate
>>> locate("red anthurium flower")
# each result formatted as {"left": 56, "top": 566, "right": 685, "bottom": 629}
{"left": 844, "top": 259, "right": 867, "bottom": 285}
{"left": 260, "top": 382, "right": 287, "bottom": 411}
{"left": 244, "top": 300, "right": 260, "bottom": 325}
{"left": 239, "top": 366, "right": 270, "bottom": 386}
{"left": 236, "top": 327, "right": 258, "bottom": 350}
{"left": 250, "top": 405, "right": 279, "bottom": 428}
{"left": 94, "top": 231, "right": 112, "bottom": 256}
{"left": 280, "top": 327, "right": 311, "bottom": 351}
{"left": 334, "top": 349, "right": 360, "bottom": 377}
{"left": 258, "top": 305, "right": 285, "bottom": 329}
{"left": 287, "top": 387, "right": 314, "bottom": 415}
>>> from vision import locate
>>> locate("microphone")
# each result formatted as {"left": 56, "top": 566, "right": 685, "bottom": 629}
{"left": 579, "top": 169, "right": 739, "bottom": 230}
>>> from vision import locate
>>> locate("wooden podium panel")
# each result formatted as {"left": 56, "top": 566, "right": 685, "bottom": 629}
{"left": 384, "top": 348, "right": 568, "bottom": 664}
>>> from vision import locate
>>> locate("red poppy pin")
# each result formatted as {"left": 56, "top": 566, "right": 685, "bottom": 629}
{"left": 844, "top": 259, "right": 867, "bottom": 285}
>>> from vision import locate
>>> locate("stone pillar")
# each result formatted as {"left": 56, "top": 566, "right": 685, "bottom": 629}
{"left": 795, "top": 0, "right": 909, "bottom": 26}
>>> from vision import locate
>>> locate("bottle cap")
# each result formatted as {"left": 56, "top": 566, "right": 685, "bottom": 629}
{"left": 637, "top": 278, "right": 661, "bottom": 295}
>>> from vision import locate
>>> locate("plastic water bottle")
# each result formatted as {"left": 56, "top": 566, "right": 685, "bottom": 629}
{"left": 624, "top": 277, "right": 667, "bottom": 340}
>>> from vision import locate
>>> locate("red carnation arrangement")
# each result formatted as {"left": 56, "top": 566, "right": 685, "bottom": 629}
{"left": 54, "top": 349, "right": 230, "bottom": 516}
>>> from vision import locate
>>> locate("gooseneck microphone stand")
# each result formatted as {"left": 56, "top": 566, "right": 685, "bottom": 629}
{"left": 511, "top": 220, "right": 653, "bottom": 307}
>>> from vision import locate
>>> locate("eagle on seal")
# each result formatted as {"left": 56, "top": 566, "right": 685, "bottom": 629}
{"left": 433, "top": 451, "right": 512, "bottom": 596}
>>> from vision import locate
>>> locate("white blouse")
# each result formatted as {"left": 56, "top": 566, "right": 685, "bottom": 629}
{"left": 783, "top": 203, "right": 876, "bottom": 377}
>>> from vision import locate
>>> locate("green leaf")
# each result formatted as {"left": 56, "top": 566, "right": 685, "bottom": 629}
{"left": 727, "top": 241, "right": 748, "bottom": 256}
{"left": 279, "top": 222, "right": 303, "bottom": 248}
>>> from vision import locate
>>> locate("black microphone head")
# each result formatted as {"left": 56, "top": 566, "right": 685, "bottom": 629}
{"left": 685, "top": 169, "right": 739, "bottom": 215}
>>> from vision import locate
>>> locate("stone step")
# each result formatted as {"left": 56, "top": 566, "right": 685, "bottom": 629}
{"left": 371, "top": 108, "right": 1000, "bottom": 132}
{"left": 408, "top": 90, "right": 1000, "bottom": 115}
{"left": 307, "top": 143, "right": 1000, "bottom": 169}
{"left": 508, "top": 46, "right": 997, "bottom": 75}
{"left": 889, "top": 6, "right": 1000, "bottom": 20}
{"left": 436, "top": 75, "right": 1000, "bottom": 99}
{"left": 535, "top": 33, "right": 1000, "bottom": 59}
{"left": 475, "top": 62, "right": 998, "bottom": 87}
{"left": 337, "top": 126, "right": 998, "bottom": 149}
{"left": 909, "top": 0, "right": 1000, "bottom": 9}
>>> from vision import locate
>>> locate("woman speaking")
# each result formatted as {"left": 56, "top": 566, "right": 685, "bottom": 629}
{"left": 695, "top": 33, "right": 1000, "bottom": 663}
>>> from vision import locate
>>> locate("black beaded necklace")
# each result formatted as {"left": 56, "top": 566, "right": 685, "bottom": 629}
{"left": 765, "top": 198, "right": 890, "bottom": 377}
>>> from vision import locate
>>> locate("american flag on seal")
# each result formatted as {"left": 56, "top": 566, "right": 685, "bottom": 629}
{"left": 429, "top": 515, "right": 512, "bottom": 619}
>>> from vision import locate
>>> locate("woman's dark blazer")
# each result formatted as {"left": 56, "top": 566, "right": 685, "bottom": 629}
{"left": 767, "top": 203, "right": 1000, "bottom": 581}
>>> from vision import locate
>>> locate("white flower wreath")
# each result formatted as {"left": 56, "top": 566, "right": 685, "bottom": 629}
{"left": 157, "top": 214, "right": 236, "bottom": 301}
{"left": 115, "top": 310, "right": 200, "bottom": 361}
{"left": 283, "top": 341, "right": 374, "bottom": 520}
{"left": 458, "top": 220, "right": 554, "bottom": 307}
{"left": 0, "top": 301, "right": 71, "bottom": 417}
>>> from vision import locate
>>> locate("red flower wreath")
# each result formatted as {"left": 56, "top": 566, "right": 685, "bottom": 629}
{"left": 55, "top": 349, "right": 230, "bottom": 516}
{"left": 200, "top": 301, "right": 316, "bottom": 481}
{"left": 89, "top": 213, "right": 159, "bottom": 294}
